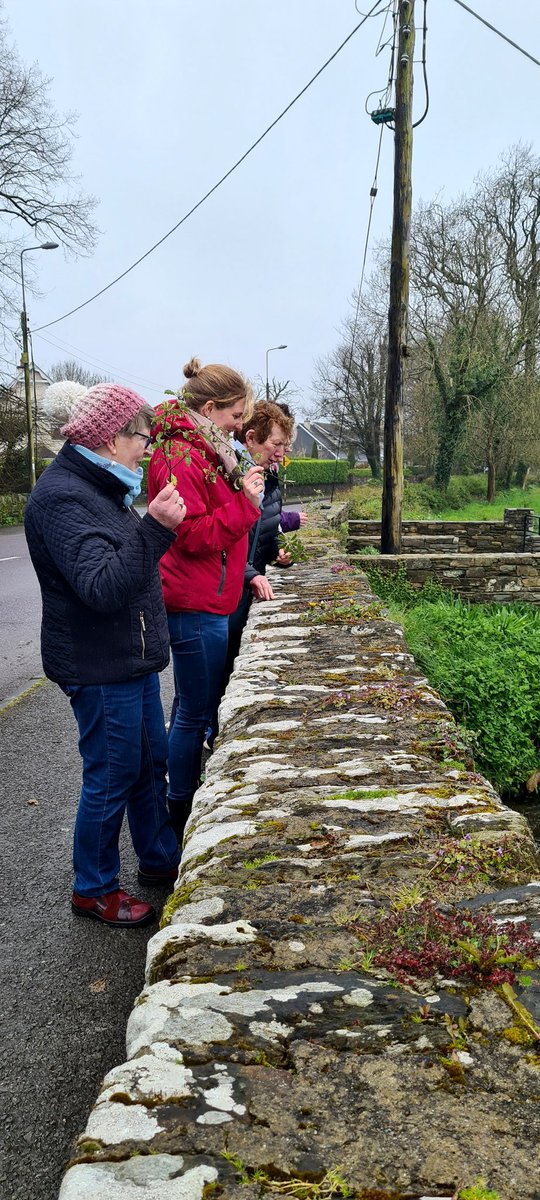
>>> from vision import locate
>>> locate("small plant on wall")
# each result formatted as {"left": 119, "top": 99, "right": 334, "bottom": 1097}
{"left": 348, "top": 900, "right": 539, "bottom": 989}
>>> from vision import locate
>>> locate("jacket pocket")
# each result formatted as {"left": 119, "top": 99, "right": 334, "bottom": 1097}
{"left": 139, "top": 610, "right": 146, "bottom": 658}
{"left": 217, "top": 550, "right": 227, "bottom": 596}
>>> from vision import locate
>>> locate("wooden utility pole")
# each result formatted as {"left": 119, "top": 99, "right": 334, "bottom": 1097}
{"left": 381, "top": 0, "right": 415, "bottom": 553}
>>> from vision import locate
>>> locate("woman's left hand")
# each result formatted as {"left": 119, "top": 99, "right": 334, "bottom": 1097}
{"left": 275, "top": 548, "right": 293, "bottom": 568}
{"left": 149, "top": 482, "right": 187, "bottom": 530}
{"left": 250, "top": 574, "right": 274, "bottom": 601}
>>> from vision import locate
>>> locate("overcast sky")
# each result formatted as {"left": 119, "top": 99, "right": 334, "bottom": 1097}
{"left": 5, "top": 0, "right": 540, "bottom": 413}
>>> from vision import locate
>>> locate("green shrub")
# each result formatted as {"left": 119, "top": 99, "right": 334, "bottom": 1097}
{"left": 0, "top": 494, "right": 27, "bottom": 525}
{"left": 363, "top": 564, "right": 452, "bottom": 610}
{"left": 345, "top": 483, "right": 383, "bottom": 519}
{"left": 0, "top": 447, "right": 29, "bottom": 493}
{"left": 349, "top": 466, "right": 372, "bottom": 479}
{"left": 279, "top": 458, "right": 348, "bottom": 486}
{"left": 378, "top": 591, "right": 540, "bottom": 797}
{"left": 403, "top": 475, "right": 486, "bottom": 514}
{"left": 346, "top": 475, "right": 540, "bottom": 523}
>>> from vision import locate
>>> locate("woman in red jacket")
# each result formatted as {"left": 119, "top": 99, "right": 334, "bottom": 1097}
{"left": 148, "top": 358, "right": 262, "bottom": 841}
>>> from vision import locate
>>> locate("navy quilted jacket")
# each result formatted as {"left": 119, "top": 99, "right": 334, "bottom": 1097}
{"left": 244, "top": 468, "right": 282, "bottom": 584}
{"left": 24, "top": 443, "right": 175, "bottom": 686}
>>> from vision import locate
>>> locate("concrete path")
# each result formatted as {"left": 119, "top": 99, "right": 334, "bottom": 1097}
{"left": 0, "top": 674, "right": 174, "bottom": 1200}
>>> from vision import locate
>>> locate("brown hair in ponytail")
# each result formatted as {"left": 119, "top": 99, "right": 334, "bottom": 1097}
{"left": 180, "top": 358, "right": 253, "bottom": 419}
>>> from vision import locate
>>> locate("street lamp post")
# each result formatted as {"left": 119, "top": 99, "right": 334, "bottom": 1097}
{"left": 20, "top": 241, "right": 59, "bottom": 488}
{"left": 265, "top": 344, "right": 287, "bottom": 401}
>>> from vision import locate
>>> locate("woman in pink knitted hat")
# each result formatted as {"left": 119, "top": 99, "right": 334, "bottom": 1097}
{"left": 25, "top": 381, "right": 186, "bottom": 929}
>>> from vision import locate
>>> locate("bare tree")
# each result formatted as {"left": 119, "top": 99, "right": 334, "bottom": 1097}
{"left": 409, "top": 194, "right": 505, "bottom": 490}
{"left": 312, "top": 145, "right": 540, "bottom": 497}
{"left": 408, "top": 149, "right": 540, "bottom": 494}
{"left": 312, "top": 293, "right": 386, "bottom": 479}
{"left": 252, "top": 376, "right": 299, "bottom": 405}
{"left": 49, "top": 359, "right": 105, "bottom": 387}
{"left": 475, "top": 145, "right": 540, "bottom": 384}
{"left": 0, "top": 9, "right": 98, "bottom": 340}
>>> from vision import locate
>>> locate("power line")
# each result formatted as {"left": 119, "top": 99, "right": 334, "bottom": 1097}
{"left": 329, "top": 3, "right": 398, "bottom": 500}
{"left": 413, "top": 0, "right": 429, "bottom": 128}
{"left": 329, "top": 122, "right": 386, "bottom": 501}
{"left": 35, "top": 0, "right": 390, "bottom": 334}
{"left": 32, "top": 329, "right": 166, "bottom": 395}
{"left": 451, "top": 0, "right": 540, "bottom": 69}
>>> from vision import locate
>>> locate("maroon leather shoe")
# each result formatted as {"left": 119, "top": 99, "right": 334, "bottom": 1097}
{"left": 138, "top": 865, "right": 179, "bottom": 889}
{"left": 71, "top": 888, "right": 156, "bottom": 928}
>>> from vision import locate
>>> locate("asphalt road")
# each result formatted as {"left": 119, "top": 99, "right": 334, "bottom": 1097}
{"left": 0, "top": 658, "right": 176, "bottom": 1200}
{"left": 0, "top": 525, "right": 43, "bottom": 704}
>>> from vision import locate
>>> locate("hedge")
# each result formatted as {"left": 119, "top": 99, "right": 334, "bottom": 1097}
{"left": 141, "top": 455, "right": 350, "bottom": 493}
{"left": 279, "top": 458, "right": 349, "bottom": 486}
{"left": 0, "top": 494, "right": 27, "bottom": 526}
{"left": 140, "top": 456, "right": 150, "bottom": 493}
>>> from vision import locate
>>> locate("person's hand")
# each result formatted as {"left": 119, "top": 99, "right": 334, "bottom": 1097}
{"left": 250, "top": 574, "right": 274, "bottom": 601}
{"left": 148, "top": 482, "right": 186, "bottom": 530}
{"left": 298, "top": 511, "right": 308, "bottom": 526}
{"left": 274, "top": 548, "right": 293, "bottom": 568}
{"left": 241, "top": 466, "right": 265, "bottom": 507}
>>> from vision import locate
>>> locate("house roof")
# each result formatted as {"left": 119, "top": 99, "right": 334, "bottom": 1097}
{"left": 10, "top": 362, "right": 53, "bottom": 387}
{"left": 294, "top": 423, "right": 338, "bottom": 459}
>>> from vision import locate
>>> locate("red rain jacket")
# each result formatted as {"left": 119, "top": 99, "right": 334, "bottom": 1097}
{"left": 147, "top": 409, "right": 260, "bottom": 615}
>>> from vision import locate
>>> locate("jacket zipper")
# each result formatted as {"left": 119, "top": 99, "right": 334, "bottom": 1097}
{"left": 217, "top": 550, "right": 227, "bottom": 595}
{"left": 248, "top": 516, "right": 262, "bottom": 567}
{"left": 139, "top": 610, "right": 146, "bottom": 658}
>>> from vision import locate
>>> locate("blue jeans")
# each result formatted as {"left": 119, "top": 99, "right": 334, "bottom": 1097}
{"left": 65, "top": 673, "right": 180, "bottom": 897}
{"left": 167, "top": 611, "right": 229, "bottom": 816}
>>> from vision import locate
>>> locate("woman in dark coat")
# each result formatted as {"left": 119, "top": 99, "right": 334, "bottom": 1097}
{"left": 25, "top": 381, "right": 186, "bottom": 928}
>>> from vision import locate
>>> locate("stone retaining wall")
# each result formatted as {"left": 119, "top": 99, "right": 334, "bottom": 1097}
{"left": 350, "top": 552, "right": 540, "bottom": 604}
{"left": 348, "top": 508, "right": 535, "bottom": 554}
{"left": 350, "top": 535, "right": 459, "bottom": 555}
{"left": 59, "top": 559, "right": 540, "bottom": 1200}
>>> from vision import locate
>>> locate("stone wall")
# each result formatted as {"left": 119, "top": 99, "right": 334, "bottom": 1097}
{"left": 353, "top": 552, "right": 540, "bottom": 604}
{"left": 59, "top": 556, "right": 540, "bottom": 1200}
{"left": 348, "top": 508, "right": 536, "bottom": 554}
{"left": 350, "top": 535, "right": 459, "bottom": 555}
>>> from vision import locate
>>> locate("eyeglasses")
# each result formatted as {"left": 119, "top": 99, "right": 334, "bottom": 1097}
{"left": 132, "top": 432, "right": 152, "bottom": 449}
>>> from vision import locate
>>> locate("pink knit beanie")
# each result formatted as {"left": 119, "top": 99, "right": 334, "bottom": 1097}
{"left": 58, "top": 383, "right": 147, "bottom": 450}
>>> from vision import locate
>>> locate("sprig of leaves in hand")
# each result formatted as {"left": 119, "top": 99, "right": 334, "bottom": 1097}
{"left": 152, "top": 394, "right": 192, "bottom": 483}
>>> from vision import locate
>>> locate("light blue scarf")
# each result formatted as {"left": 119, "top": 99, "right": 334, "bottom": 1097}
{"left": 73, "top": 444, "right": 143, "bottom": 506}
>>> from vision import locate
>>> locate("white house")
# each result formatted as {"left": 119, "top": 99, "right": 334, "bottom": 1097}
{"left": 8, "top": 361, "right": 63, "bottom": 458}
